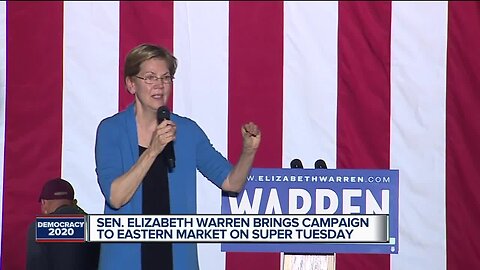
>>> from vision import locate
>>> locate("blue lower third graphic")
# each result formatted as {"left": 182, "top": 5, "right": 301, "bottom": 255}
{"left": 36, "top": 215, "right": 86, "bottom": 242}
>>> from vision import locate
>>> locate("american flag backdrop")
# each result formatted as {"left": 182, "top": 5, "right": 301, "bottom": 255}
{"left": 1, "top": 1, "right": 479, "bottom": 270}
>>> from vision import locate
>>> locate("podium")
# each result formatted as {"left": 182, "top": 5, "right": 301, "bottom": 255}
{"left": 221, "top": 168, "right": 399, "bottom": 267}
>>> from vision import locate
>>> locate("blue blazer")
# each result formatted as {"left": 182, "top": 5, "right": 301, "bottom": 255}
{"left": 95, "top": 103, "right": 232, "bottom": 270}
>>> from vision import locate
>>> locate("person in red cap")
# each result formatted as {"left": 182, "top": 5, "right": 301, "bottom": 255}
{"left": 26, "top": 178, "right": 100, "bottom": 270}
{"left": 37, "top": 178, "right": 76, "bottom": 214}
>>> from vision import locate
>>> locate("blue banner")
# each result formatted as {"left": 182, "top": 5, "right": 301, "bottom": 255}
{"left": 36, "top": 215, "right": 86, "bottom": 242}
{"left": 221, "top": 168, "right": 399, "bottom": 254}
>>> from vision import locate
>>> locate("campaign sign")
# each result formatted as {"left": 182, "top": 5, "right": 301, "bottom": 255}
{"left": 221, "top": 168, "right": 399, "bottom": 254}
{"left": 36, "top": 215, "right": 86, "bottom": 242}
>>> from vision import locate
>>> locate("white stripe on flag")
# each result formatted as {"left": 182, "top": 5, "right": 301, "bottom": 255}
{"left": 0, "top": 0, "right": 6, "bottom": 260}
{"left": 173, "top": 2, "right": 229, "bottom": 270}
{"left": 63, "top": 1, "right": 120, "bottom": 214}
{"left": 283, "top": 2, "right": 338, "bottom": 267}
{"left": 283, "top": 1, "right": 338, "bottom": 169}
{"left": 390, "top": 2, "right": 448, "bottom": 270}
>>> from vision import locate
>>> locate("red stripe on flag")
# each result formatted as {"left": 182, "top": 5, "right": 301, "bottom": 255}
{"left": 446, "top": 2, "right": 480, "bottom": 269}
{"left": 118, "top": 1, "right": 174, "bottom": 111}
{"left": 226, "top": 2, "right": 284, "bottom": 270}
{"left": 2, "top": 2, "right": 64, "bottom": 269}
{"left": 336, "top": 2, "right": 391, "bottom": 270}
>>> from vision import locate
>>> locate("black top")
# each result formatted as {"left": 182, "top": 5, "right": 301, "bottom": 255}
{"left": 26, "top": 204, "right": 100, "bottom": 270}
{"left": 140, "top": 145, "right": 173, "bottom": 270}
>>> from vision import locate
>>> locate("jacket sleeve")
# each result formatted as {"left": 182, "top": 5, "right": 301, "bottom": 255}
{"left": 95, "top": 118, "right": 124, "bottom": 209}
{"left": 194, "top": 121, "right": 233, "bottom": 188}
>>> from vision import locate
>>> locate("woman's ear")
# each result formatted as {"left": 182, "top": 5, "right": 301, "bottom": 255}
{"left": 125, "top": 76, "right": 136, "bottom": 95}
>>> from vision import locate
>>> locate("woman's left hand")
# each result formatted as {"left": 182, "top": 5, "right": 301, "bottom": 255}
{"left": 241, "top": 122, "right": 261, "bottom": 153}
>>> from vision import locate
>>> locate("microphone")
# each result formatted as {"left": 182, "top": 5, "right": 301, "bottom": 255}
{"left": 314, "top": 159, "right": 327, "bottom": 169}
{"left": 157, "top": 106, "right": 176, "bottom": 170}
{"left": 290, "top": 159, "right": 303, "bottom": 169}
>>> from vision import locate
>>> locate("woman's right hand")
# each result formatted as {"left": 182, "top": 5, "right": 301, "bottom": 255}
{"left": 149, "top": 119, "right": 176, "bottom": 156}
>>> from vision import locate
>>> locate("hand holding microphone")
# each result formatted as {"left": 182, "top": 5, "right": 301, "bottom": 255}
{"left": 150, "top": 106, "right": 176, "bottom": 170}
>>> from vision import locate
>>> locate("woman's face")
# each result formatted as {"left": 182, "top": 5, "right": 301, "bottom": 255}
{"left": 127, "top": 58, "right": 173, "bottom": 113}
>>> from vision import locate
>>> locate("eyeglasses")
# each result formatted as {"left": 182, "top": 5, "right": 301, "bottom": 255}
{"left": 135, "top": 74, "right": 174, "bottom": 85}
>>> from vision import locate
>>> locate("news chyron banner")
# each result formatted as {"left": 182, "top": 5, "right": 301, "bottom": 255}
{"left": 84, "top": 214, "right": 387, "bottom": 243}
{"left": 34, "top": 168, "right": 398, "bottom": 255}
{"left": 36, "top": 214, "right": 388, "bottom": 245}
{"left": 221, "top": 168, "right": 399, "bottom": 254}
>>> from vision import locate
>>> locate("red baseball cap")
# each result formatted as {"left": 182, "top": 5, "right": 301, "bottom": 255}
{"left": 38, "top": 178, "right": 75, "bottom": 202}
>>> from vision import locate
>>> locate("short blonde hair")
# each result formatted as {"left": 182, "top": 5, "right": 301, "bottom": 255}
{"left": 124, "top": 43, "right": 177, "bottom": 82}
